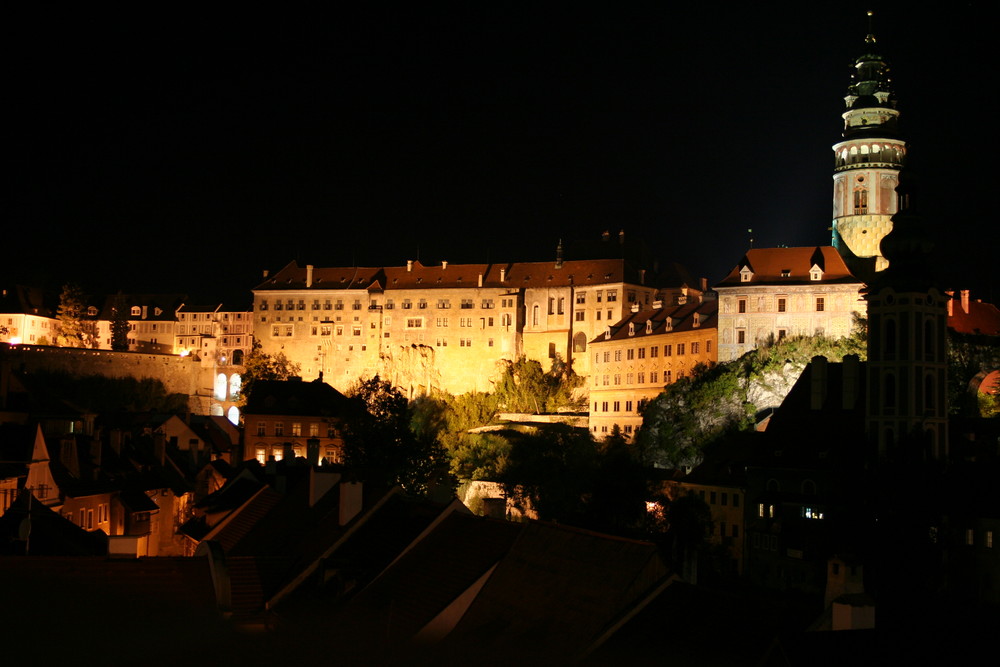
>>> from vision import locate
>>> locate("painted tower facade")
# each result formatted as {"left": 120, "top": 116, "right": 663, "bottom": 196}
{"left": 831, "top": 15, "right": 906, "bottom": 275}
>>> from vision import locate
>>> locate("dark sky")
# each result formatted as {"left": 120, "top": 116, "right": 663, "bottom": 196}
{"left": 6, "top": 4, "right": 994, "bottom": 306}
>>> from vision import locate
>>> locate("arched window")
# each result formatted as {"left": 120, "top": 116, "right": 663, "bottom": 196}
{"left": 229, "top": 374, "right": 242, "bottom": 400}
{"left": 573, "top": 332, "right": 587, "bottom": 353}
{"left": 923, "top": 319, "right": 934, "bottom": 361}
{"left": 210, "top": 403, "right": 224, "bottom": 416}
{"left": 884, "top": 372, "right": 896, "bottom": 409}
{"left": 214, "top": 373, "right": 227, "bottom": 401}
{"left": 924, "top": 374, "right": 934, "bottom": 413}
{"left": 884, "top": 319, "right": 897, "bottom": 358}
{"left": 532, "top": 304, "right": 539, "bottom": 327}
{"left": 232, "top": 349, "right": 244, "bottom": 365}
{"left": 227, "top": 406, "right": 240, "bottom": 426}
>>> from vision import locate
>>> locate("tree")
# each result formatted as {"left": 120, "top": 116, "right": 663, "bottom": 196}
{"left": 56, "top": 283, "right": 88, "bottom": 348}
{"left": 493, "top": 355, "right": 584, "bottom": 414}
{"left": 239, "top": 340, "right": 301, "bottom": 404}
{"left": 342, "top": 376, "right": 454, "bottom": 497}
{"left": 110, "top": 291, "right": 130, "bottom": 351}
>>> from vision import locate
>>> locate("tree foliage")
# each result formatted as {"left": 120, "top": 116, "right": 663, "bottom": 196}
{"left": 26, "top": 371, "right": 188, "bottom": 413}
{"left": 342, "top": 376, "right": 454, "bottom": 498}
{"left": 498, "top": 423, "right": 649, "bottom": 534}
{"left": 56, "top": 284, "right": 91, "bottom": 348}
{"left": 637, "top": 327, "right": 869, "bottom": 470}
{"left": 492, "top": 355, "right": 584, "bottom": 414}
{"left": 240, "top": 340, "right": 301, "bottom": 404}
{"left": 110, "top": 291, "right": 130, "bottom": 351}
{"left": 946, "top": 329, "right": 1000, "bottom": 416}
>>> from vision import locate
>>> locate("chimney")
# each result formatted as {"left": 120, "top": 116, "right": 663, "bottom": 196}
{"left": 960, "top": 289, "right": 970, "bottom": 314}
{"left": 308, "top": 467, "right": 340, "bottom": 507}
{"left": 478, "top": 273, "right": 483, "bottom": 287}
{"left": 500, "top": 267, "right": 506, "bottom": 282}
{"left": 263, "top": 269, "right": 269, "bottom": 279}
{"left": 842, "top": 354, "right": 859, "bottom": 410}
{"left": 810, "top": 356, "right": 828, "bottom": 410}
{"left": 441, "top": 260, "right": 448, "bottom": 270}
{"left": 555, "top": 239, "right": 564, "bottom": 269}
{"left": 306, "top": 264, "right": 314, "bottom": 288}
{"left": 407, "top": 260, "right": 413, "bottom": 272}
{"left": 306, "top": 437, "right": 320, "bottom": 466}
{"left": 639, "top": 269, "right": 645, "bottom": 285}
{"left": 153, "top": 431, "right": 166, "bottom": 466}
{"left": 339, "top": 482, "right": 363, "bottom": 525}
{"left": 946, "top": 290, "right": 954, "bottom": 317}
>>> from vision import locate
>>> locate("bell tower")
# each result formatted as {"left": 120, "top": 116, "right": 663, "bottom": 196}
{"left": 831, "top": 11, "right": 906, "bottom": 276}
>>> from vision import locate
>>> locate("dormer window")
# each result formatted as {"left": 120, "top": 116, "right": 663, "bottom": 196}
{"left": 87, "top": 306, "right": 98, "bottom": 317}
{"left": 645, "top": 320, "right": 653, "bottom": 334}
{"left": 781, "top": 269, "right": 791, "bottom": 278}
{"left": 809, "top": 264, "right": 824, "bottom": 281}
{"left": 693, "top": 312, "right": 700, "bottom": 327}
{"left": 739, "top": 266, "right": 753, "bottom": 282}
{"left": 604, "top": 327, "right": 611, "bottom": 340}
{"left": 665, "top": 318, "right": 673, "bottom": 332}
{"left": 130, "top": 306, "right": 141, "bottom": 317}
{"left": 628, "top": 323, "right": 635, "bottom": 336}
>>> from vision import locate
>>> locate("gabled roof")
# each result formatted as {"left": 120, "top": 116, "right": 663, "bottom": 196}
{"left": 591, "top": 299, "right": 718, "bottom": 345}
{"left": 252, "top": 258, "right": 667, "bottom": 293}
{"left": 253, "top": 261, "right": 384, "bottom": 291}
{"left": 948, "top": 292, "right": 1000, "bottom": 336}
{"left": 97, "top": 293, "right": 186, "bottom": 321}
{"left": 242, "top": 379, "right": 350, "bottom": 418}
{"left": 716, "top": 246, "right": 862, "bottom": 287}
{"left": 0, "top": 285, "right": 54, "bottom": 317}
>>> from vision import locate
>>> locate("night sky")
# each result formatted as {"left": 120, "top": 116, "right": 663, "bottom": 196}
{"left": 7, "top": 5, "right": 994, "bottom": 306}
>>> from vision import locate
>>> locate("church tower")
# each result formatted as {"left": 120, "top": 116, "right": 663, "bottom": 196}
{"left": 865, "top": 170, "right": 948, "bottom": 465}
{"left": 831, "top": 12, "right": 906, "bottom": 276}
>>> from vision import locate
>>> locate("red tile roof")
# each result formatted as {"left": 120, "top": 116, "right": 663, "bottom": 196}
{"left": 716, "top": 246, "right": 861, "bottom": 287}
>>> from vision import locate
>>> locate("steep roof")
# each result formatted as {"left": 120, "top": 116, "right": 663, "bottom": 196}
{"left": 591, "top": 299, "right": 718, "bottom": 345}
{"left": 716, "top": 247, "right": 862, "bottom": 287}
{"left": 242, "top": 379, "right": 350, "bottom": 418}
{"left": 252, "top": 258, "right": 666, "bottom": 292}
{"left": 948, "top": 292, "right": 1000, "bottom": 336}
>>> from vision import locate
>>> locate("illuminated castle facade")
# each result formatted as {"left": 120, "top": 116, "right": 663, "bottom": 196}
{"left": 831, "top": 17, "right": 906, "bottom": 275}
{"left": 251, "top": 256, "right": 702, "bottom": 397}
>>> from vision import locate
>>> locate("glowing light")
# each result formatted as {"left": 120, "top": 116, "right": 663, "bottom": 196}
{"left": 179, "top": 349, "right": 190, "bottom": 357}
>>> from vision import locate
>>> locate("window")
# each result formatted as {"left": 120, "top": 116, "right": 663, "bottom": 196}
{"left": 460, "top": 338, "right": 472, "bottom": 347}
{"left": 626, "top": 349, "right": 634, "bottom": 360}
{"left": 613, "top": 374, "right": 621, "bottom": 385}
{"left": 737, "top": 330, "right": 746, "bottom": 344}
{"left": 406, "top": 318, "right": 423, "bottom": 328}
{"left": 637, "top": 372, "right": 645, "bottom": 383}
{"left": 613, "top": 401, "right": 620, "bottom": 412}
{"left": 664, "top": 344, "right": 672, "bottom": 356}
{"left": 275, "top": 422, "right": 284, "bottom": 437}
{"left": 650, "top": 346, "right": 658, "bottom": 358}
{"left": 738, "top": 299, "right": 746, "bottom": 313}
{"left": 437, "top": 299, "right": 451, "bottom": 309}
{"left": 638, "top": 347, "right": 645, "bottom": 359}
{"left": 575, "top": 311, "right": 585, "bottom": 321}
{"left": 482, "top": 299, "right": 494, "bottom": 309}
{"left": 576, "top": 293, "right": 586, "bottom": 304}
{"left": 777, "top": 297, "right": 786, "bottom": 313}
{"left": 461, "top": 299, "right": 474, "bottom": 309}
{"left": 626, "top": 400, "right": 633, "bottom": 412}
{"left": 691, "top": 342, "right": 699, "bottom": 354}
{"left": 987, "top": 531, "right": 994, "bottom": 549}
{"left": 257, "top": 422, "right": 266, "bottom": 436}
{"left": 309, "top": 423, "right": 319, "bottom": 437}
{"left": 614, "top": 350, "right": 622, "bottom": 361}
{"left": 602, "top": 401, "right": 608, "bottom": 412}
{"left": 460, "top": 317, "right": 472, "bottom": 327}
{"left": 557, "top": 298, "right": 565, "bottom": 315}
{"left": 292, "top": 423, "right": 302, "bottom": 437}
{"left": 778, "top": 329, "right": 787, "bottom": 341}
{"left": 436, "top": 338, "right": 447, "bottom": 347}
{"left": 436, "top": 317, "right": 449, "bottom": 327}
{"left": 966, "top": 529, "right": 974, "bottom": 546}
{"left": 596, "top": 291, "right": 603, "bottom": 303}
{"left": 607, "top": 290, "right": 617, "bottom": 302}
{"left": 603, "top": 351, "right": 610, "bottom": 362}
{"left": 816, "top": 297, "right": 825, "bottom": 312}
{"left": 650, "top": 371, "right": 658, "bottom": 383}
{"left": 677, "top": 343, "right": 685, "bottom": 355}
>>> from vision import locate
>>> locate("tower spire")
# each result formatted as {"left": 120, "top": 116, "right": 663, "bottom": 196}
{"left": 830, "top": 11, "right": 906, "bottom": 278}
